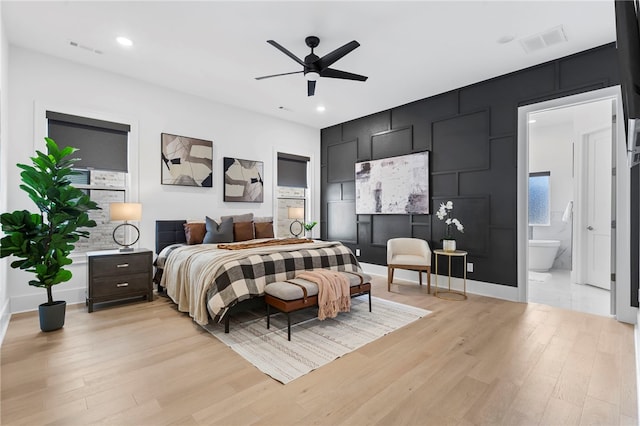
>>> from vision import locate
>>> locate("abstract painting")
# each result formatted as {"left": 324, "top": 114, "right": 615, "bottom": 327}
{"left": 161, "top": 133, "right": 213, "bottom": 187}
{"left": 223, "top": 157, "right": 264, "bottom": 202}
{"left": 355, "top": 151, "right": 429, "bottom": 214}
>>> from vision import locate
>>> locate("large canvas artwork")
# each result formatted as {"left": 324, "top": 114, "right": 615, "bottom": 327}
{"left": 161, "top": 133, "right": 213, "bottom": 187}
{"left": 223, "top": 157, "right": 264, "bottom": 202}
{"left": 355, "top": 151, "right": 429, "bottom": 214}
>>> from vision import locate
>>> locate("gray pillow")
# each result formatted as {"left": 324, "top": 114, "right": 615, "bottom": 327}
{"left": 220, "top": 213, "right": 254, "bottom": 223}
{"left": 203, "top": 216, "right": 234, "bottom": 244}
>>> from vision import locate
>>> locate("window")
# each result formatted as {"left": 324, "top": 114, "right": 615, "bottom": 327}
{"left": 276, "top": 187, "right": 307, "bottom": 237}
{"left": 529, "top": 171, "right": 551, "bottom": 226}
{"left": 72, "top": 170, "right": 127, "bottom": 252}
{"left": 276, "top": 153, "right": 310, "bottom": 237}
{"left": 47, "top": 111, "right": 131, "bottom": 252}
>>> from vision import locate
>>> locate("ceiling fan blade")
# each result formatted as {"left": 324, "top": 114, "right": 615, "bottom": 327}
{"left": 308, "top": 80, "right": 316, "bottom": 96}
{"left": 255, "top": 70, "right": 303, "bottom": 80}
{"left": 267, "top": 40, "right": 306, "bottom": 67}
{"left": 316, "top": 40, "right": 360, "bottom": 70}
{"left": 320, "top": 68, "right": 368, "bottom": 81}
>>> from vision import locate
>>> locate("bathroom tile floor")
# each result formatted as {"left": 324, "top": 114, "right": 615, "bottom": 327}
{"left": 528, "top": 269, "right": 612, "bottom": 317}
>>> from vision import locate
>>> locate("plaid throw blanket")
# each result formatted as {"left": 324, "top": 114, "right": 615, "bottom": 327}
{"left": 160, "top": 241, "right": 361, "bottom": 325}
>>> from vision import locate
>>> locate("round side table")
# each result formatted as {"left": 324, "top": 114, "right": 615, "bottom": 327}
{"left": 434, "top": 249, "right": 468, "bottom": 301}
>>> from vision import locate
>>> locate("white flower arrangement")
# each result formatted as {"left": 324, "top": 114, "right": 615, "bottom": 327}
{"left": 436, "top": 201, "right": 464, "bottom": 239}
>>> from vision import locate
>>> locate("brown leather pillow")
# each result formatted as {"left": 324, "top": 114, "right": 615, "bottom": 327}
{"left": 254, "top": 221, "right": 274, "bottom": 239}
{"left": 233, "top": 221, "right": 255, "bottom": 242}
{"left": 184, "top": 222, "right": 206, "bottom": 245}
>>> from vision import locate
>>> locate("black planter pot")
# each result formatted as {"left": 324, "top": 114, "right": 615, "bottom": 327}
{"left": 38, "top": 301, "right": 66, "bottom": 332}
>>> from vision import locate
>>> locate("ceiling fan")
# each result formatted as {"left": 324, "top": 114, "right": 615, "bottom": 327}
{"left": 256, "top": 36, "right": 368, "bottom": 96}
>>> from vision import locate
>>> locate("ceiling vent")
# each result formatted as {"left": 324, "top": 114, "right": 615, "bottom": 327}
{"left": 519, "top": 26, "right": 568, "bottom": 54}
{"left": 69, "top": 40, "right": 103, "bottom": 55}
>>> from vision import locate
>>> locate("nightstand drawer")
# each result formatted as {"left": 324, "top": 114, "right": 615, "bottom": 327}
{"left": 91, "top": 272, "right": 151, "bottom": 298}
{"left": 91, "top": 253, "right": 149, "bottom": 277}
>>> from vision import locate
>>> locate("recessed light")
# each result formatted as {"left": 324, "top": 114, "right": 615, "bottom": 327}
{"left": 116, "top": 36, "right": 133, "bottom": 47}
{"left": 529, "top": 119, "right": 537, "bottom": 124}
{"left": 316, "top": 105, "right": 326, "bottom": 113}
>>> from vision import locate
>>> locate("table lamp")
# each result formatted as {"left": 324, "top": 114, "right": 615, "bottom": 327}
{"left": 110, "top": 202, "right": 142, "bottom": 251}
{"left": 288, "top": 207, "right": 304, "bottom": 238}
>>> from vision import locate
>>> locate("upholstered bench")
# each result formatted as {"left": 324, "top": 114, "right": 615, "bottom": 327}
{"left": 264, "top": 271, "right": 372, "bottom": 340}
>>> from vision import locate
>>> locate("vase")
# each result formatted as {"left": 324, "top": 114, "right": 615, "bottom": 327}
{"left": 442, "top": 239, "right": 456, "bottom": 252}
{"left": 38, "top": 300, "right": 66, "bottom": 332}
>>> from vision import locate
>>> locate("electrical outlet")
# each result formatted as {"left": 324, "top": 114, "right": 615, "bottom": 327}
{"left": 355, "top": 248, "right": 361, "bottom": 256}
{"left": 467, "top": 262, "right": 474, "bottom": 273}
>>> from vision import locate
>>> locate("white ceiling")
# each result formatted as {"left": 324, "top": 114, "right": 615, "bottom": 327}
{"left": 2, "top": 1, "right": 617, "bottom": 129}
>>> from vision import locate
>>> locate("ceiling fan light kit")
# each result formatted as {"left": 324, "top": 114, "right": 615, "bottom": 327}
{"left": 256, "top": 35, "right": 367, "bottom": 96}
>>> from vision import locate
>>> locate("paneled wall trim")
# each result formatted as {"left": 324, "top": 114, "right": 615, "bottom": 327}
{"left": 321, "top": 43, "right": 620, "bottom": 287}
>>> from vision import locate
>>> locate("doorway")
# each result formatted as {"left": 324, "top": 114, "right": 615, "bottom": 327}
{"left": 517, "top": 86, "right": 633, "bottom": 322}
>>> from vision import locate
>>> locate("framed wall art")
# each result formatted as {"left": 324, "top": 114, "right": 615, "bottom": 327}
{"left": 223, "top": 157, "right": 264, "bottom": 202}
{"left": 355, "top": 151, "right": 429, "bottom": 214}
{"left": 161, "top": 133, "right": 213, "bottom": 187}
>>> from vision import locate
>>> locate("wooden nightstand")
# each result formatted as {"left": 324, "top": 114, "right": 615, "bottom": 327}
{"left": 86, "top": 249, "right": 153, "bottom": 312}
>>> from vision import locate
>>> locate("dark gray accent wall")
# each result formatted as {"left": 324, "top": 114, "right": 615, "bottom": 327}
{"left": 321, "top": 43, "right": 623, "bottom": 288}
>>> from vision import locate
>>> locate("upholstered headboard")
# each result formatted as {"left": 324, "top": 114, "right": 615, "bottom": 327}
{"left": 155, "top": 220, "right": 187, "bottom": 254}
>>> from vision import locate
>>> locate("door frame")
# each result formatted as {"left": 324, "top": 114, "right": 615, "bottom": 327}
{"left": 517, "top": 86, "right": 636, "bottom": 323}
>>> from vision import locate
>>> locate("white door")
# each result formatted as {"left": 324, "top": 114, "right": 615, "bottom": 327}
{"left": 584, "top": 127, "right": 612, "bottom": 289}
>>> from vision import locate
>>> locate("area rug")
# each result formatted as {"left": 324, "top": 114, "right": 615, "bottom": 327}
{"left": 203, "top": 295, "right": 431, "bottom": 384}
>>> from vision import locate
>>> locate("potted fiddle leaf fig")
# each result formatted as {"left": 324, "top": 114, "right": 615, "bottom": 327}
{"left": 0, "top": 138, "right": 100, "bottom": 331}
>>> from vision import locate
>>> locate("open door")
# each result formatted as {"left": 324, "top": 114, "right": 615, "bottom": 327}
{"left": 578, "top": 126, "right": 612, "bottom": 290}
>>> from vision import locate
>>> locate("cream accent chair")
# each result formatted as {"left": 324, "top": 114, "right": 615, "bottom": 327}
{"left": 387, "top": 238, "right": 432, "bottom": 293}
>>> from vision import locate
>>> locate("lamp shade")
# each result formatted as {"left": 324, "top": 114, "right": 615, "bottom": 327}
{"left": 288, "top": 207, "right": 304, "bottom": 220}
{"left": 110, "top": 202, "right": 142, "bottom": 221}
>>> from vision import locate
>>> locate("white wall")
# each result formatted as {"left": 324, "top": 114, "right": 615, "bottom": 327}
{"left": 0, "top": 4, "right": 11, "bottom": 342}
{"left": 529, "top": 122, "right": 574, "bottom": 215}
{"left": 7, "top": 46, "right": 319, "bottom": 313}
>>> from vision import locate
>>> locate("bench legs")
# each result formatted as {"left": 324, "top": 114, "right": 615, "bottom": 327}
{"left": 266, "top": 290, "right": 371, "bottom": 341}
{"left": 266, "top": 303, "right": 270, "bottom": 329}
{"left": 267, "top": 303, "right": 293, "bottom": 341}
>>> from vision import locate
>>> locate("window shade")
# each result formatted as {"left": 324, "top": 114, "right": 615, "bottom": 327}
{"left": 46, "top": 111, "right": 130, "bottom": 172}
{"left": 277, "top": 153, "right": 309, "bottom": 188}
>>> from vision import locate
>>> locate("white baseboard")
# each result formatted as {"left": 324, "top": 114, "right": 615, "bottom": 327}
{"left": 636, "top": 312, "right": 640, "bottom": 425}
{"left": 10, "top": 286, "right": 86, "bottom": 314}
{"left": 360, "top": 262, "right": 519, "bottom": 302}
{"left": 0, "top": 297, "right": 10, "bottom": 346}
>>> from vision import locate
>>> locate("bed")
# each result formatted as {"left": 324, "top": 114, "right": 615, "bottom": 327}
{"left": 154, "top": 220, "right": 363, "bottom": 331}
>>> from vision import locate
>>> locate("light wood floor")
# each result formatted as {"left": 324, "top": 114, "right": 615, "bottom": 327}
{"left": 1, "top": 275, "right": 637, "bottom": 425}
